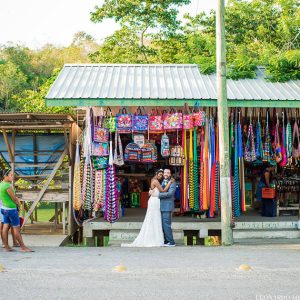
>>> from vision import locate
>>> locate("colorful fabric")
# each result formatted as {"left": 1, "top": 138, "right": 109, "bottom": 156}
{"left": 286, "top": 121, "right": 293, "bottom": 158}
{"left": 104, "top": 141, "right": 119, "bottom": 223}
{"left": 255, "top": 120, "right": 263, "bottom": 162}
{"left": 238, "top": 121, "right": 246, "bottom": 212}
{"left": 73, "top": 142, "right": 82, "bottom": 211}
{"left": 233, "top": 120, "right": 241, "bottom": 217}
{"left": 163, "top": 110, "right": 183, "bottom": 131}
{"left": 188, "top": 129, "right": 194, "bottom": 209}
{"left": 244, "top": 122, "right": 256, "bottom": 162}
{"left": 193, "top": 127, "right": 199, "bottom": 211}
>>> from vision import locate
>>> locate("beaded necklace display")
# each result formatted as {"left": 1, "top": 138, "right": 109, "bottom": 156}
{"left": 202, "top": 119, "right": 209, "bottom": 210}
{"left": 199, "top": 127, "right": 205, "bottom": 210}
{"left": 182, "top": 129, "right": 189, "bottom": 211}
{"left": 238, "top": 116, "right": 246, "bottom": 213}
{"left": 193, "top": 127, "right": 199, "bottom": 211}
{"left": 188, "top": 128, "right": 194, "bottom": 209}
{"left": 209, "top": 119, "right": 216, "bottom": 217}
{"left": 73, "top": 141, "right": 81, "bottom": 211}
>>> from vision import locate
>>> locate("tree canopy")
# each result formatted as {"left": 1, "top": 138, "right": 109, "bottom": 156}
{"left": 0, "top": 0, "right": 299, "bottom": 112}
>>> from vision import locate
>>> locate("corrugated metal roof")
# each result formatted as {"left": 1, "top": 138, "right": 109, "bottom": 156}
{"left": 46, "top": 64, "right": 300, "bottom": 101}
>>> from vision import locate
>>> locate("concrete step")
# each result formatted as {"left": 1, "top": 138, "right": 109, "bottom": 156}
{"left": 233, "top": 228, "right": 300, "bottom": 239}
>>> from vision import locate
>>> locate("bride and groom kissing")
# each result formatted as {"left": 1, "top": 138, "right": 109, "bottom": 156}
{"left": 122, "top": 169, "right": 176, "bottom": 247}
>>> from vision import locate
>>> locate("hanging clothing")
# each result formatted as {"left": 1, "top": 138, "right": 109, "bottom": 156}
{"left": 193, "top": 127, "right": 199, "bottom": 211}
{"left": 104, "top": 141, "right": 119, "bottom": 223}
{"left": 73, "top": 142, "right": 82, "bottom": 211}
{"left": 238, "top": 121, "right": 246, "bottom": 212}
{"left": 188, "top": 129, "right": 194, "bottom": 209}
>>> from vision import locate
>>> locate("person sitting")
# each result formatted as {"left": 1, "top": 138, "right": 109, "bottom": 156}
{"left": 256, "top": 165, "right": 276, "bottom": 217}
{"left": 0, "top": 169, "right": 33, "bottom": 252}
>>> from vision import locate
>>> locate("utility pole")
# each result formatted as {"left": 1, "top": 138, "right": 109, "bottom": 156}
{"left": 216, "top": 0, "right": 233, "bottom": 245}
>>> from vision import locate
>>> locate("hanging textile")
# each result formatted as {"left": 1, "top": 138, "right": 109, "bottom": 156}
{"left": 214, "top": 123, "right": 220, "bottom": 212}
{"left": 182, "top": 129, "right": 189, "bottom": 211}
{"left": 280, "top": 112, "right": 288, "bottom": 167}
{"left": 255, "top": 116, "right": 263, "bottom": 162}
{"left": 274, "top": 114, "right": 283, "bottom": 163}
{"left": 263, "top": 111, "right": 274, "bottom": 164}
{"left": 229, "top": 116, "right": 235, "bottom": 223}
{"left": 209, "top": 119, "right": 216, "bottom": 218}
{"left": 81, "top": 162, "right": 92, "bottom": 211}
{"left": 202, "top": 120, "right": 209, "bottom": 210}
{"left": 199, "top": 127, "right": 205, "bottom": 211}
{"left": 233, "top": 115, "right": 241, "bottom": 218}
{"left": 73, "top": 142, "right": 82, "bottom": 211}
{"left": 94, "top": 169, "right": 106, "bottom": 212}
{"left": 193, "top": 127, "right": 199, "bottom": 211}
{"left": 238, "top": 120, "right": 246, "bottom": 212}
{"left": 286, "top": 119, "right": 293, "bottom": 159}
{"left": 104, "top": 140, "right": 119, "bottom": 223}
{"left": 188, "top": 129, "right": 194, "bottom": 209}
{"left": 244, "top": 118, "right": 256, "bottom": 163}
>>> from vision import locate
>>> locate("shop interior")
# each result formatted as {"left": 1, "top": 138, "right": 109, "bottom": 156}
{"left": 73, "top": 106, "right": 300, "bottom": 226}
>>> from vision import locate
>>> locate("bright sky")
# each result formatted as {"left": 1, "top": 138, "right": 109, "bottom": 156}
{"left": 0, "top": 0, "right": 217, "bottom": 49}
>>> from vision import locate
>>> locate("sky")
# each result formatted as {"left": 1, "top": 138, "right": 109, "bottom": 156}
{"left": 0, "top": 0, "right": 217, "bottom": 49}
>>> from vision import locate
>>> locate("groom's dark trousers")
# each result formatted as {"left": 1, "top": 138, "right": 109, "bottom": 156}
{"left": 159, "top": 182, "right": 176, "bottom": 244}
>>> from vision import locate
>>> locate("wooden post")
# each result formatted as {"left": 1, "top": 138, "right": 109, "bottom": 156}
{"left": 216, "top": 0, "right": 233, "bottom": 245}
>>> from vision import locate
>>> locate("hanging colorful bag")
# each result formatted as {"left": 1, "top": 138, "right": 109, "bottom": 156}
{"left": 183, "top": 103, "right": 194, "bottom": 129}
{"left": 113, "top": 131, "right": 124, "bottom": 166}
{"left": 141, "top": 143, "right": 157, "bottom": 163}
{"left": 92, "top": 142, "right": 109, "bottom": 156}
{"left": 274, "top": 114, "right": 282, "bottom": 163}
{"left": 163, "top": 108, "right": 183, "bottom": 131}
{"left": 116, "top": 107, "right": 132, "bottom": 133}
{"left": 132, "top": 107, "right": 149, "bottom": 132}
{"left": 149, "top": 109, "right": 164, "bottom": 133}
{"left": 244, "top": 121, "right": 256, "bottom": 162}
{"left": 124, "top": 142, "right": 141, "bottom": 162}
{"left": 292, "top": 120, "right": 300, "bottom": 158}
{"left": 161, "top": 133, "right": 170, "bottom": 157}
{"left": 193, "top": 101, "right": 206, "bottom": 127}
{"left": 280, "top": 112, "right": 287, "bottom": 167}
{"left": 93, "top": 117, "right": 109, "bottom": 143}
{"left": 104, "top": 107, "right": 116, "bottom": 133}
{"left": 92, "top": 156, "right": 109, "bottom": 170}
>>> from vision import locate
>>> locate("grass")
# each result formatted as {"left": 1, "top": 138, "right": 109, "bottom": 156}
{"left": 20, "top": 207, "right": 57, "bottom": 222}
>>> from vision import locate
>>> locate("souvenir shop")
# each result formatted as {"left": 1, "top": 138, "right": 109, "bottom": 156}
{"left": 46, "top": 64, "right": 300, "bottom": 227}
{"left": 72, "top": 105, "right": 300, "bottom": 225}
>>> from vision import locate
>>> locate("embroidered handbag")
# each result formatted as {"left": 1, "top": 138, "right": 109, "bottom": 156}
{"left": 92, "top": 142, "right": 109, "bottom": 156}
{"left": 113, "top": 131, "right": 124, "bottom": 166}
{"left": 193, "top": 101, "right": 206, "bottom": 127}
{"left": 244, "top": 122, "right": 256, "bottom": 162}
{"left": 280, "top": 113, "right": 287, "bottom": 167}
{"left": 163, "top": 108, "right": 183, "bottom": 131}
{"left": 92, "top": 156, "right": 109, "bottom": 170}
{"left": 274, "top": 117, "right": 282, "bottom": 163}
{"left": 161, "top": 133, "right": 170, "bottom": 157}
{"left": 124, "top": 142, "right": 141, "bottom": 162}
{"left": 132, "top": 107, "right": 149, "bottom": 132}
{"left": 183, "top": 103, "right": 194, "bottom": 130}
{"left": 141, "top": 143, "right": 157, "bottom": 163}
{"left": 93, "top": 121, "right": 109, "bottom": 143}
{"left": 116, "top": 107, "right": 132, "bottom": 133}
{"left": 169, "top": 145, "right": 184, "bottom": 166}
{"left": 104, "top": 107, "right": 116, "bottom": 133}
{"left": 292, "top": 121, "right": 300, "bottom": 158}
{"left": 149, "top": 109, "right": 164, "bottom": 133}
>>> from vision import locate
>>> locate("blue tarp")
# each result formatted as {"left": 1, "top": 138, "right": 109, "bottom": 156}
{"left": 0, "top": 134, "right": 65, "bottom": 176}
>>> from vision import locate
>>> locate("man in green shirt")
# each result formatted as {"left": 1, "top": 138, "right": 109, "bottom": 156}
{"left": 0, "top": 169, "right": 33, "bottom": 252}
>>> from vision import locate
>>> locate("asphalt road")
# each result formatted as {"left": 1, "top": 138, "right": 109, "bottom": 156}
{"left": 0, "top": 243, "right": 300, "bottom": 300}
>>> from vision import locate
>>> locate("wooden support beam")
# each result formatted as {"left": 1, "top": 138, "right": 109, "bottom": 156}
{"left": 2, "top": 129, "right": 13, "bottom": 162}
{"left": 21, "top": 148, "right": 68, "bottom": 228}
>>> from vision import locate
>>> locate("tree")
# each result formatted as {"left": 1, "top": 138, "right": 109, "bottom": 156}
{"left": 0, "top": 61, "right": 27, "bottom": 111}
{"left": 91, "top": 0, "right": 191, "bottom": 62}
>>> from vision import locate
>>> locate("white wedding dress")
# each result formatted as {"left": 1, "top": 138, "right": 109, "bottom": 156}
{"left": 122, "top": 187, "right": 164, "bottom": 247}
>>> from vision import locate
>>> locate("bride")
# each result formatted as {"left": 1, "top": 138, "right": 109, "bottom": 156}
{"left": 122, "top": 169, "right": 174, "bottom": 247}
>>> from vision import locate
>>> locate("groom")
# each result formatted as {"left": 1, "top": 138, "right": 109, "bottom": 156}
{"left": 159, "top": 169, "right": 176, "bottom": 247}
